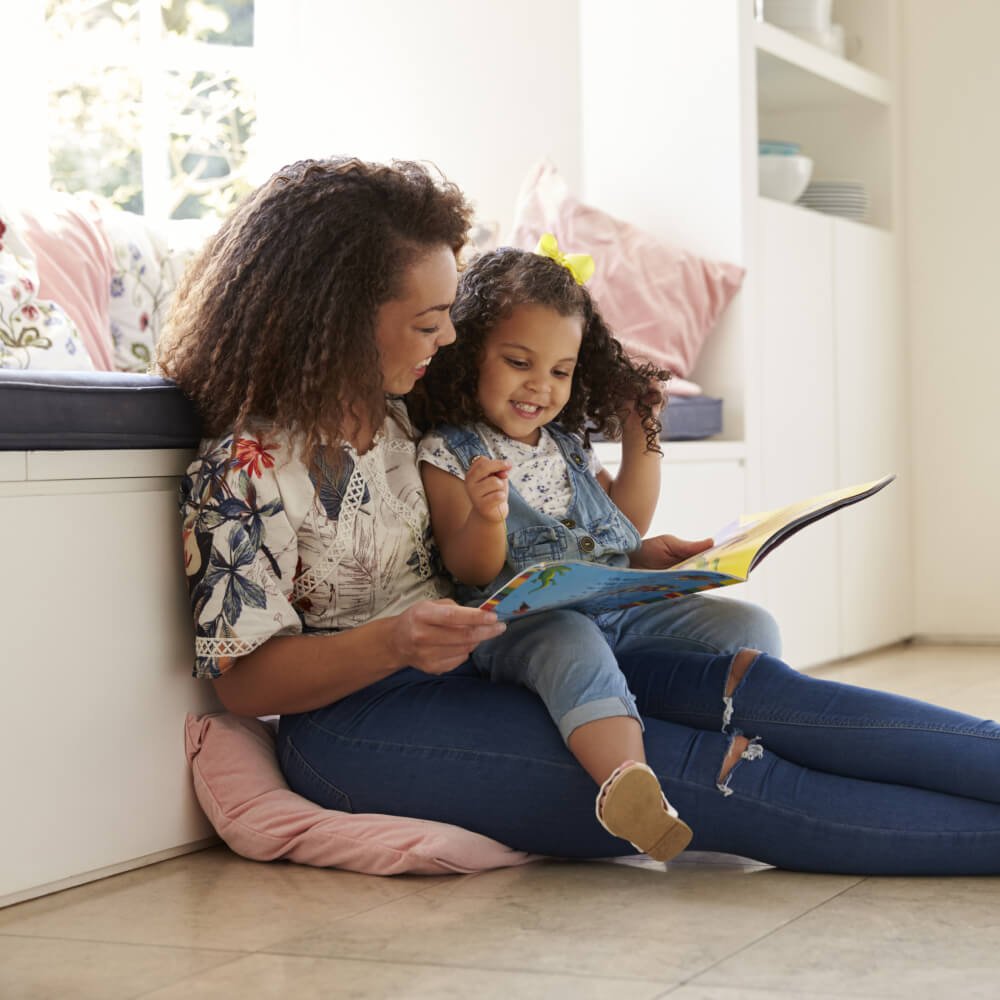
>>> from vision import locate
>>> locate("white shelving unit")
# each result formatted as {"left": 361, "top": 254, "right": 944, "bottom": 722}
{"left": 580, "top": 0, "right": 910, "bottom": 666}
{"left": 756, "top": 10, "right": 896, "bottom": 231}
{"left": 755, "top": 21, "right": 892, "bottom": 108}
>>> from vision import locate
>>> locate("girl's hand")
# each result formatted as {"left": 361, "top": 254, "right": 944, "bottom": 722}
{"left": 465, "top": 456, "right": 511, "bottom": 523}
{"left": 622, "top": 378, "right": 666, "bottom": 438}
{"left": 641, "top": 378, "right": 667, "bottom": 415}
{"left": 630, "top": 533, "right": 714, "bottom": 570}
{"left": 387, "top": 599, "right": 507, "bottom": 674}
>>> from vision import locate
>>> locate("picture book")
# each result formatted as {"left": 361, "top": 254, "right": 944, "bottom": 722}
{"left": 479, "top": 474, "right": 895, "bottom": 621}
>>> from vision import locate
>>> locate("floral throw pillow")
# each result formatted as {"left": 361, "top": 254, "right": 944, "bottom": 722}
{"left": 97, "top": 204, "right": 175, "bottom": 372}
{"left": 0, "top": 212, "right": 94, "bottom": 371}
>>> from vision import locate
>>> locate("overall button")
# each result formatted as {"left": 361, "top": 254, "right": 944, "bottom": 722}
{"left": 560, "top": 518, "right": 577, "bottom": 529}
{"left": 570, "top": 453, "right": 585, "bottom": 468}
{"left": 579, "top": 536, "right": 596, "bottom": 553}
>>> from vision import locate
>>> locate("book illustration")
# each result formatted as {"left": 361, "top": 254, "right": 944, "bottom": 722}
{"left": 480, "top": 474, "right": 895, "bottom": 621}
{"left": 531, "top": 564, "right": 573, "bottom": 592}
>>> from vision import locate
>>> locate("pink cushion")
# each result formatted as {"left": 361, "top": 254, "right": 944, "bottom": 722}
{"left": 508, "top": 162, "right": 744, "bottom": 379}
{"left": 185, "top": 712, "right": 539, "bottom": 876}
{"left": 19, "top": 195, "right": 116, "bottom": 372}
{"left": 0, "top": 204, "right": 94, "bottom": 372}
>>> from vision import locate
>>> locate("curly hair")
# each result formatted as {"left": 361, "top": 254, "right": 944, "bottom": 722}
{"left": 408, "top": 247, "right": 669, "bottom": 453}
{"left": 157, "top": 157, "right": 472, "bottom": 456}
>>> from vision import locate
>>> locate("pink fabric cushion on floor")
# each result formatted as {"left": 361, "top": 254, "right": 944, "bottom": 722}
{"left": 19, "top": 195, "right": 116, "bottom": 372}
{"left": 507, "top": 162, "right": 744, "bottom": 380}
{"left": 185, "top": 712, "right": 539, "bottom": 876}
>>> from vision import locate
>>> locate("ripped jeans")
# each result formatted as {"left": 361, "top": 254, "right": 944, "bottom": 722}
{"left": 278, "top": 646, "right": 1000, "bottom": 876}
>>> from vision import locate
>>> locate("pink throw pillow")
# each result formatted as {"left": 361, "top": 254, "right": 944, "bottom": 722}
{"left": 0, "top": 205, "right": 94, "bottom": 372}
{"left": 20, "top": 195, "right": 116, "bottom": 372}
{"left": 507, "top": 162, "right": 744, "bottom": 381}
{"left": 185, "top": 712, "right": 539, "bottom": 876}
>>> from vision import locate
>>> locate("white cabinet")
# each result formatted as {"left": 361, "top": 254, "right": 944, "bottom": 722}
{"left": 755, "top": 199, "right": 840, "bottom": 667}
{"left": 832, "top": 218, "right": 911, "bottom": 654}
{"left": 754, "top": 200, "right": 910, "bottom": 666}
{"left": 596, "top": 444, "right": 747, "bottom": 542}
{"left": 1, "top": 451, "right": 218, "bottom": 906}
{"left": 580, "top": 1, "right": 908, "bottom": 667}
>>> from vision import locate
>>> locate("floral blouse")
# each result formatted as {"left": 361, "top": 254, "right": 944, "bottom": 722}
{"left": 179, "top": 399, "right": 449, "bottom": 679}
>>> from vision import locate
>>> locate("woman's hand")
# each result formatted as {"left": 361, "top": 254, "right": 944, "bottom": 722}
{"left": 630, "top": 533, "right": 714, "bottom": 570}
{"left": 387, "top": 598, "right": 507, "bottom": 674}
{"left": 464, "top": 456, "right": 511, "bottom": 523}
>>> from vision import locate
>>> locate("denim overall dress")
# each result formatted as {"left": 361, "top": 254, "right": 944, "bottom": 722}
{"left": 432, "top": 422, "right": 645, "bottom": 741}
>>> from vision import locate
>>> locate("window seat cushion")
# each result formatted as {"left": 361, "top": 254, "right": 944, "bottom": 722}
{"left": 664, "top": 394, "right": 723, "bottom": 440}
{"left": 589, "top": 394, "right": 723, "bottom": 443}
{"left": 0, "top": 369, "right": 201, "bottom": 451}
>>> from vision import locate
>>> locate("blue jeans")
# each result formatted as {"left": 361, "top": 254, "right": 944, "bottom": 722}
{"left": 277, "top": 601, "right": 1000, "bottom": 875}
{"left": 471, "top": 598, "right": 781, "bottom": 742}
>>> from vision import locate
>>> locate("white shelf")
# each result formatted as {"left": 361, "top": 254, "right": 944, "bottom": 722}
{"left": 594, "top": 440, "right": 747, "bottom": 467}
{"left": 664, "top": 440, "right": 747, "bottom": 463}
{"left": 757, "top": 195, "right": 890, "bottom": 234}
{"left": 755, "top": 21, "right": 892, "bottom": 111}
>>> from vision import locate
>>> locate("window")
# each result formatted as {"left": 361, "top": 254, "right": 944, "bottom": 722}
{"left": 46, "top": 0, "right": 256, "bottom": 223}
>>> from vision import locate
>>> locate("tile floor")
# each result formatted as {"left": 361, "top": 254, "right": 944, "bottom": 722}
{"left": 3, "top": 642, "right": 1000, "bottom": 999}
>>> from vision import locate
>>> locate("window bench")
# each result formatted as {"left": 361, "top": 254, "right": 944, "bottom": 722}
{"left": 0, "top": 371, "right": 218, "bottom": 906}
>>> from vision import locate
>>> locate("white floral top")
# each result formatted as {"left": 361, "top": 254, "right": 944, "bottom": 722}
{"left": 418, "top": 423, "right": 603, "bottom": 519}
{"left": 179, "top": 399, "right": 449, "bottom": 679}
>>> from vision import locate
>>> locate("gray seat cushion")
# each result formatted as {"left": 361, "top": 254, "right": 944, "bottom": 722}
{"left": 0, "top": 371, "right": 721, "bottom": 451}
{"left": 589, "top": 395, "right": 723, "bottom": 443}
{"left": 0, "top": 370, "right": 202, "bottom": 450}
{"left": 662, "top": 394, "right": 722, "bottom": 440}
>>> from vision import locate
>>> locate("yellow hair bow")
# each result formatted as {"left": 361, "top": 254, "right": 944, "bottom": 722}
{"left": 534, "top": 232, "right": 595, "bottom": 285}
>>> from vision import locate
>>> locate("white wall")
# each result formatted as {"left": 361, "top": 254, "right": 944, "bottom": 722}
{"left": 0, "top": 3, "right": 48, "bottom": 202}
{"left": 901, "top": 1, "right": 1000, "bottom": 638}
{"left": 255, "top": 0, "right": 581, "bottom": 234}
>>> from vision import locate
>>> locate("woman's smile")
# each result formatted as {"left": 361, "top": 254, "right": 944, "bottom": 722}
{"left": 374, "top": 247, "right": 458, "bottom": 395}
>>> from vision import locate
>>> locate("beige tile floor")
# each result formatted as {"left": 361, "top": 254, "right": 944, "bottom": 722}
{"left": 3, "top": 642, "right": 1000, "bottom": 999}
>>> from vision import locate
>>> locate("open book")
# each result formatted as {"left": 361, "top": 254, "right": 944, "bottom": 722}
{"left": 480, "top": 474, "right": 895, "bottom": 621}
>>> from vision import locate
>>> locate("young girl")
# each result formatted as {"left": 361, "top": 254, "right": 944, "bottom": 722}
{"left": 411, "top": 238, "right": 695, "bottom": 861}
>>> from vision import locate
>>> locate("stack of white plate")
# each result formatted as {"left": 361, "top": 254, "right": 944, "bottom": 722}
{"left": 797, "top": 180, "right": 869, "bottom": 221}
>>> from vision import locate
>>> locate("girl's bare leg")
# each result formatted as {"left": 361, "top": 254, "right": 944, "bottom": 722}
{"left": 567, "top": 716, "right": 645, "bottom": 785}
{"left": 570, "top": 716, "right": 693, "bottom": 861}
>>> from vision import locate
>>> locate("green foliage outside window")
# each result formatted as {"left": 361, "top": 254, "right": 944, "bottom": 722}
{"left": 46, "top": 0, "right": 256, "bottom": 221}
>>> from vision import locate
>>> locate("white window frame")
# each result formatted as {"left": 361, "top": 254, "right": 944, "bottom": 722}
{"left": 42, "top": 0, "right": 259, "bottom": 229}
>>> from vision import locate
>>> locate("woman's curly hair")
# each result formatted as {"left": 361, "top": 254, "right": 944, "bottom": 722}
{"left": 157, "top": 157, "right": 471, "bottom": 455}
{"left": 408, "top": 247, "right": 669, "bottom": 453}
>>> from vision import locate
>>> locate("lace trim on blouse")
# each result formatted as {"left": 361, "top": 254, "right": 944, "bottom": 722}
{"left": 291, "top": 431, "right": 435, "bottom": 604}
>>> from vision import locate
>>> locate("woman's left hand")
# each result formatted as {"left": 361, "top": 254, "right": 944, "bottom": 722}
{"left": 630, "top": 533, "right": 713, "bottom": 570}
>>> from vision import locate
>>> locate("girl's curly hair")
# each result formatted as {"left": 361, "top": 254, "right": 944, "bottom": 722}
{"left": 157, "top": 157, "right": 472, "bottom": 455}
{"left": 408, "top": 247, "right": 669, "bottom": 453}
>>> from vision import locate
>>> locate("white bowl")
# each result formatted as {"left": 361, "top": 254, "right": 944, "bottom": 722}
{"left": 758, "top": 154, "right": 813, "bottom": 203}
{"left": 762, "top": 0, "right": 832, "bottom": 30}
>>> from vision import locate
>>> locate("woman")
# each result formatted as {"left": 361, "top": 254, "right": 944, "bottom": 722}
{"left": 159, "top": 157, "right": 1000, "bottom": 875}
